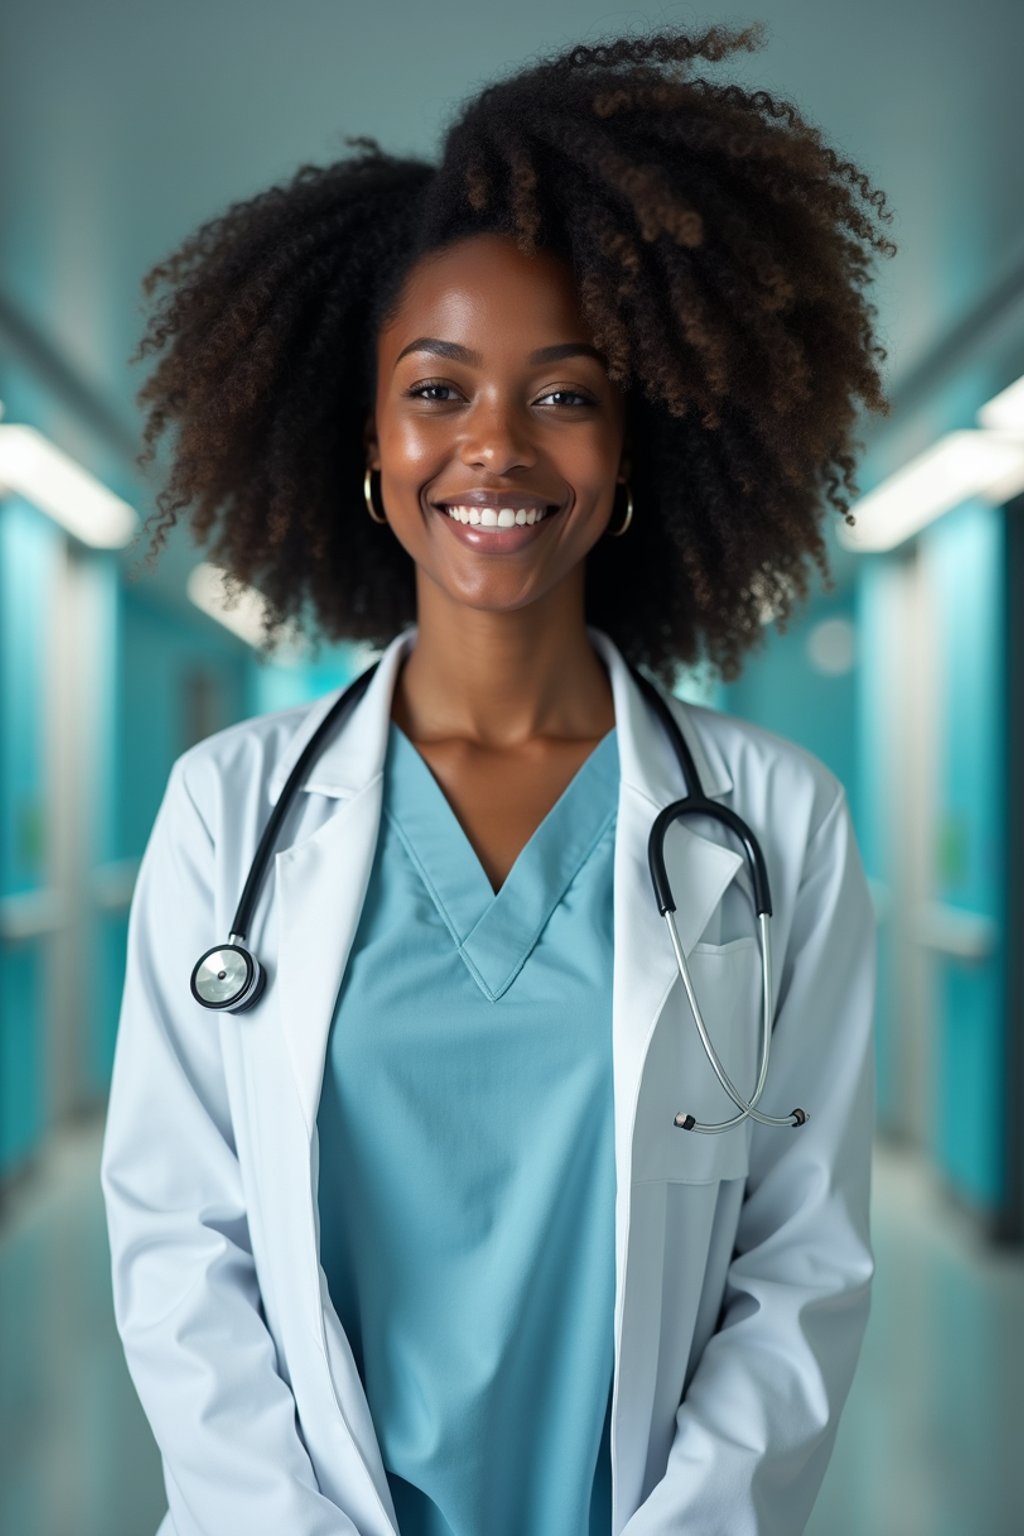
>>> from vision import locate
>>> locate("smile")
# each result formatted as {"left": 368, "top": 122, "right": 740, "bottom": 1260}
{"left": 442, "top": 504, "right": 553, "bottom": 527}
{"left": 431, "top": 499, "right": 563, "bottom": 552}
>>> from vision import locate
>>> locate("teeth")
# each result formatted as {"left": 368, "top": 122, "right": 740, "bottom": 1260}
{"left": 444, "top": 504, "right": 548, "bottom": 527}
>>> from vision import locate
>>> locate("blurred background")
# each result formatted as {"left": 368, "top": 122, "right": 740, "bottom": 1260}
{"left": 1, "top": 1, "right": 1023, "bottom": 1532}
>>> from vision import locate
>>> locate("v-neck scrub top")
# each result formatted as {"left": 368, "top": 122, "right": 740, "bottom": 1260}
{"left": 316, "top": 719, "right": 620, "bottom": 1536}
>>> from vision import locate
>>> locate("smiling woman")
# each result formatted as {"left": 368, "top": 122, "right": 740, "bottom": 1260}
{"left": 105, "top": 21, "right": 889, "bottom": 1536}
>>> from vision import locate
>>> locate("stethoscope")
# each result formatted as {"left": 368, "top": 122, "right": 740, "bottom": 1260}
{"left": 190, "top": 659, "right": 809, "bottom": 1136}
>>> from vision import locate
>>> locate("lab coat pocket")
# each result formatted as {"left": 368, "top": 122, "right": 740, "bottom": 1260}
{"left": 631, "top": 936, "right": 761, "bottom": 1185}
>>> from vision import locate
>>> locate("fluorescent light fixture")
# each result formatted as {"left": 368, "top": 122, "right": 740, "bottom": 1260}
{"left": 0, "top": 420, "right": 138, "bottom": 548}
{"left": 838, "top": 430, "right": 1024, "bottom": 552}
{"left": 187, "top": 562, "right": 308, "bottom": 664}
{"left": 977, "top": 372, "right": 1024, "bottom": 434}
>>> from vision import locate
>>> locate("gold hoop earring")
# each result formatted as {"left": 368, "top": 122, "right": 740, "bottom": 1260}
{"left": 364, "top": 466, "right": 388, "bottom": 525}
{"left": 606, "top": 478, "right": 633, "bottom": 537}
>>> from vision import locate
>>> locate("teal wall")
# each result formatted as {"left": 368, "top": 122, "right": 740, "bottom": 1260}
{"left": 246, "top": 640, "right": 366, "bottom": 720}
{"left": 723, "top": 523, "right": 1010, "bottom": 1223}
{"left": 0, "top": 518, "right": 259, "bottom": 1174}
{"left": 858, "top": 501, "right": 1008, "bottom": 1217}
{"left": 118, "top": 590, "right": 249, "bottom": 857}
{"left": 720, "top": 587, "right": 860, "bottom": 827}
{"left": 88, "top": 557, "right": 123, "bottom": 1101}
{"left": 927, "top": 502, "right": 1006, "bottom": 1210}
{"left": 0, "top": 498, "right": 59, "bottom": 1175}
{"left": 855, "top": 560, "right": 902, "bottom": 1132}
{"left": 91, "top": 589, "right": 253, "bottom": 1092}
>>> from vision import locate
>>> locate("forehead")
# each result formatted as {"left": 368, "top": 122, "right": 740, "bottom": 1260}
{"left": 379, "top": 233, "right": 587, "bottom": 354}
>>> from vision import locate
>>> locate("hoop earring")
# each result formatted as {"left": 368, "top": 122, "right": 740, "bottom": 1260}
{"left": 364, "top": 466, "right": 388, "bottom": 525}
{"left": 606, "top": 478, "right": 633, "bottom": 537}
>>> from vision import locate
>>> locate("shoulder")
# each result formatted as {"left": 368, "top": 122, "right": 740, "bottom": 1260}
{"left": 672, "top": 700, "right": 869, "bottom": 948}
{"left": 677, "top": 696, "right": 846, "bottom": 848}
{"left": 167, "top": 695, "right": 328, "bottom": 834}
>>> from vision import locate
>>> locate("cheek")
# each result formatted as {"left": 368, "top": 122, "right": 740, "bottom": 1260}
{"left": 565, "top": 459, "right": 621, "bottom": 514}
{"left": 383, "top": 421, "right": 460, "bottom": 496}
{"left": 560, "top": 419, "right": 622, "bottom": 476}
{"left": 383, "top": 418, "right": 436, "bottom": 468}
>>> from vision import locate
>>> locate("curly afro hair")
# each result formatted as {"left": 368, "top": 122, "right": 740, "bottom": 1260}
{"left": 129, "top": 20, "right": 896, "bottom": 687}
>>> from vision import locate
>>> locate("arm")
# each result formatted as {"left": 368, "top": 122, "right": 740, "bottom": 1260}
{"left": 100, "top": 756, "right": 361, "bottom": 1536}
{"left": 622, "top": 786, "right": 877, "bottom": 1536}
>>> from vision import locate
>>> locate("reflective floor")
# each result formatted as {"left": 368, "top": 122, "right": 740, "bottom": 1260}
{"left": 1, "top": 1114, "right": 1022, "bottom": 1536}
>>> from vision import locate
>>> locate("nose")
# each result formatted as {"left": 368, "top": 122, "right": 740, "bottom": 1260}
{"left": 459, "top": 397, "right": 538, "bottom": 475}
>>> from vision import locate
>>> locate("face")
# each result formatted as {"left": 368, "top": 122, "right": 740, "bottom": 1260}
{"left": 363, "top": 232, "right": 629, "bottom": 617}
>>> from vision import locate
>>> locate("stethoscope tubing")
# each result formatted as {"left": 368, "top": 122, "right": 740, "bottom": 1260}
{"left": 189, "top": 655, "right": 808, "bottom": 1134}
{"left": 627, "top": 670, "right": 806, "bottom": 1131}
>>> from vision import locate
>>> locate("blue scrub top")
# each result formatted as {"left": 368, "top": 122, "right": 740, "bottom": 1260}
{"left": 316, "top": 719, "right": 619, "bottom": 1536}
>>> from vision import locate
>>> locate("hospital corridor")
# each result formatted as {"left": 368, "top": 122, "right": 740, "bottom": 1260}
{"left": 3, "top": 2, "right": 1024, "bottom": 1533}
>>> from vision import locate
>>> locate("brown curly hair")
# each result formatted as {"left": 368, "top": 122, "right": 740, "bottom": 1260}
{"left": 129, "top": 21, "right": 896, "bottom": 687}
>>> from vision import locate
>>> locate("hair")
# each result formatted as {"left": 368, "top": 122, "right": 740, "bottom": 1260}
{"left": 129, "top": 21, "right": 896, "bottom": 687}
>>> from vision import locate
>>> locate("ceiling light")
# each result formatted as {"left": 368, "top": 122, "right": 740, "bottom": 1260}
{"left": 837, "top": 430, "right": 1024, "bottom": 553}
{"left": 0, "top": 419, "right": 138, "bottom": 548}
{"left": 977, "top": 372, "right": 1024, "bottom": 434}
{"left": 186, "top": 562, "right": 308, "bottom": 663}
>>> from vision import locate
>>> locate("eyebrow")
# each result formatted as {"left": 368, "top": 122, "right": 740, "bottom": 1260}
{"left": 394, "top": 337, "right": 608, "bottom": 370}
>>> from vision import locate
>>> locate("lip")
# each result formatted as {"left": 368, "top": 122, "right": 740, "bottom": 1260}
{"left": 430, "top": 499, "right": 564, "bottom": 554}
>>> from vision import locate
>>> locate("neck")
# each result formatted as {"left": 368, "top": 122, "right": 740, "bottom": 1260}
{"left": 391, "top": 587, "right": 614, "bottom": 749}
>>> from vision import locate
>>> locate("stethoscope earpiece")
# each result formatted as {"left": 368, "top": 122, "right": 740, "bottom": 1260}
{"left": 190, "top": 940, "right": 266, "bottom": 1013}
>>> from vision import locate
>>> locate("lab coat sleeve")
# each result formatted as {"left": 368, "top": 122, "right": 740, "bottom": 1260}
{"left": 100, "top": 756, "right": 362, "bottom": 1536}
{"left": 620, "top": 784, "right": 877, "bottom": 1536}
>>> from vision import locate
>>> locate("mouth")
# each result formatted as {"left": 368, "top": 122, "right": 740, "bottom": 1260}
{"left": 428, "top": 498, "right": 566, "bottom": 553}
{"left": 431, "top": 501, "right": 562, "bottom": 528}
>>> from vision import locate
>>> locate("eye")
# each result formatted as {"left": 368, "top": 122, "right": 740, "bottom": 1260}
{"left": 536, "top": 389, "right": 596, "bottom": 408}
{"left": 403, "top": 380, "right": 597, "bottom": 409}
{"left": 405, "top": 381, "right": 461, "bottom": 402}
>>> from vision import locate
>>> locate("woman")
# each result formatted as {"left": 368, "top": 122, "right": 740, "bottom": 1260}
{"left": 101, "top": 23, "right": 895, "bottom": 1536}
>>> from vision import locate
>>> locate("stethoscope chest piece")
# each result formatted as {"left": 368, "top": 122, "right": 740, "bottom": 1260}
{"left": 190, "top": 939, "right": 266, "bottom": 1012}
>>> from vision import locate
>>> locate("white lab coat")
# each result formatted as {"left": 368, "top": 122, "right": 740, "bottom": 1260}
{"left": 100, "top": 623, "right": 877, "bottom": 1536}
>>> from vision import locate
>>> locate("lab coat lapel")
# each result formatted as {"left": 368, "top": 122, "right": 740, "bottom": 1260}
{"left": 588, "top": 630, "right": 746, "bottom": 1530}
{"left": 587, "top": 627, "right": 743, "bottom": 1179}
{"left": 609, "top": 788, "right": 744, "bottom": 1173}
{"left": 274, "top": 784, "right": 384, "bottom": 1134}
{"left": 272, "top": 632, "right": 413, "bottom": 1135}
